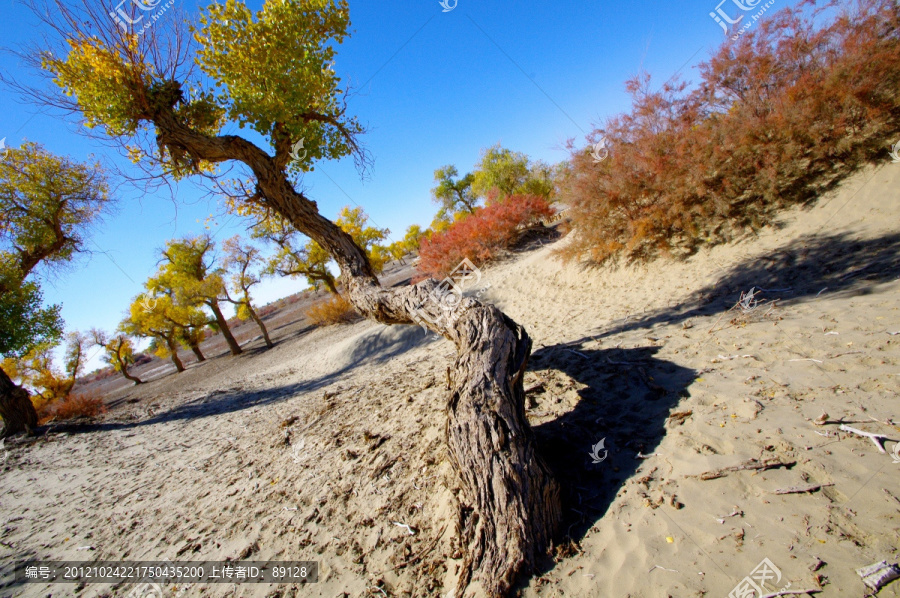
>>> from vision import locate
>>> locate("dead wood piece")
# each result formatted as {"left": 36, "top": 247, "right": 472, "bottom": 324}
{"left": 691, "top": 458, "right": 796, "bottom": 481}
{"left": 774, "top": 483, "right": 834, "bottom": 495}
{"left": 839, "top": 424, "right": 896, "bottom": 453}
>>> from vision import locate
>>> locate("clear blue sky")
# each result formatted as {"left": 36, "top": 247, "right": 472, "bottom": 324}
{"left": 0, "top": 0, "right": 797, "bottom": 372}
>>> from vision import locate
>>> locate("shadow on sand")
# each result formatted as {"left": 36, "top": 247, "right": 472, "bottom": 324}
{"left": 519, "top": 341, "right": 696, "bottom": 586}
{"left": 596, "top": 230, "right": 900, "bottom": 339}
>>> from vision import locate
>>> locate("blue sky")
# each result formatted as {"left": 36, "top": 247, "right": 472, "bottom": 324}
{"left": 0, "top": 0, "right": 797, "bottom": 371}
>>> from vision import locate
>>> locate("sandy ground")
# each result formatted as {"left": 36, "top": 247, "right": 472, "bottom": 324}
{"left": 1, "top": 162, "right": 899, "bottom": 598}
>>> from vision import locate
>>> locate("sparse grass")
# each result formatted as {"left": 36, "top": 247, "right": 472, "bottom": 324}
{"left": 305, "top": 295, "right": 358, "bottom": 326}
{"left": 37, "top": 391, "right": 106, "bottom": 425}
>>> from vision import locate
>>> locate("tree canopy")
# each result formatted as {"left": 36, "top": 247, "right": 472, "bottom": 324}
{"left": 0, "top": 142, "right": 109, "bottom": 358}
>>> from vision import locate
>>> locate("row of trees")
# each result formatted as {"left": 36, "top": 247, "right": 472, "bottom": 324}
{"left": 85, "top": 203, "right": 395, "bottom": 382}
{"left": 0, "top": 143, "right": 400, "bottom": 412}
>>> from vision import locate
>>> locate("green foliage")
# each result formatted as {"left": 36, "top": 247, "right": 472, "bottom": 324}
{"left": 0, "top": 142, "right": 110, "bottom": 281}
{"left": 432, "top": 165, "right": 478, "bottom": 215}
{"left": 43, "top": 36, "right": 151, "bottom": 137}
{"left": 0, "top": 141, "right": 108, "bottom": 359}
{"left": 151, "top": 235, "right": 226, "bottom": 308}
{"left": 0, "top": 282, "right": 62, "bottom": 358}
{"left": 194, "top": 0, "right": 360, "bottom": 170}
{"left": 470, "top": 144, "right": 556, "bottom": 202}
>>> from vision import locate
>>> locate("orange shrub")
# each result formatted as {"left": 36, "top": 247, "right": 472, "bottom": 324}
{"left": 37, "top": 391, "right": 107, "bottom": 425}
{"left": 304, "top": 295, "right": 358, "bottom": 326}
{"left": 417, "top": 194, "right": 554, "bottom": 279}
{"left": 561, "top": 0, "right": 900, "bottom": 264}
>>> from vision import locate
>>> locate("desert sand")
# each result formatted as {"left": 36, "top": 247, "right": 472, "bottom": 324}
{"left": 1, "top": 162, "right": 899, "bottom": 597}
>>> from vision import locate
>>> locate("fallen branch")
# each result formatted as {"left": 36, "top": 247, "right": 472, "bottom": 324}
{"left": 774, "top": 483, "right": 834, "bottom": 495}
{"left": 839, "top": 424, "right": 895, "bottom": 453}
{"left": 690, "top": 458, "right": 796, "bottom": 481}
{"left": 760, "top": 590, "right": 822, "bottom": 598}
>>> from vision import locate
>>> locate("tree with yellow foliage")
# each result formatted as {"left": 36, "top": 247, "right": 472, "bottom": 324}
{"left": 222, "top": 236, "right": 273, "bottom": 348}
{"left": 90, "top": 329, "right": 144, "bottom": 385}
{"left": 152, "top": 235, "right": 242, "bottom": 356}
{"left": 0, "top": 141, "right": 109, "bottom": 436}
{"left": 20, "top": 1, "right": 561, "bottom": 590}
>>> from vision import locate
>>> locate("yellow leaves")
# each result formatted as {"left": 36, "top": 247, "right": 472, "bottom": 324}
{"left": 45, "top": 36, "right": 149, "bottom": 136}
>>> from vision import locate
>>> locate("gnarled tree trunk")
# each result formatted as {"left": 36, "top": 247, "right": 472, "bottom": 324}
{"left": 208, "top": 298, "right": 242, "bottom": 356}
{"left": 113, "top": 340, "right": 143, "bottom": 385}
{"left": 0, "top": 367, "right": 38, "bottom": 438}
{"left": 150, "top": 96, "right": 562, "bottom": 596}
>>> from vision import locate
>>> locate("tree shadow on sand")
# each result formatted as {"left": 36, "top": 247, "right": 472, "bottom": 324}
{"left": 523, "top": 341, "right": 696, "bottom": 583}
{"left": 596, "top": 230, "right": 900, "bottom": 340}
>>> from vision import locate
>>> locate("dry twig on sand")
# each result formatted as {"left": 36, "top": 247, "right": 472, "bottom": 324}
{"left": 760, "top": 590, "right": 822, "bottom": 597}
{"left": 774, "top": 483, "right": 834, "bottom": 495}
{"left": 689, "top": 458, "right": 796, "bottom": 481}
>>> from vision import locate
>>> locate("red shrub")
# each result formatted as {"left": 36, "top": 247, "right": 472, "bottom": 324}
{"left": 561, "top": 0, "right": 900, "bottom": 264}
{"left": 417, "top": 194, "right": 554, "bottom": 279}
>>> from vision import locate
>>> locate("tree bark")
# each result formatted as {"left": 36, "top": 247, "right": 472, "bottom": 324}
{"left": 189, "top": 341, "right": 206, "bottom": 362}
{"left": 208, "top": 298, "right": 242, "bottom": 356}
{"left": 322, "top": 275, "right": 339, "bottom": 297}
{"left": 165, "top": 337, "right": 185, "bottom": 373}
{"left": 246, "top": 303, "right": 274, "bottom": 348}
{"left": 0, "top": 366, "right": 38, "bottom": 438}
{"left": 149, "top": 96, "right": 561, "bottom": 596}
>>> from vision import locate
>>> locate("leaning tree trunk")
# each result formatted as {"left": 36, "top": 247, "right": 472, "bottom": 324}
{"left": 118, "top": 366, "right": 144, "bottom": 385}
{"left": 208, "top": 298, "right": 242, "bottom": 356}
{"left": 0, "top": 366, "right": 38, "bottom": 438}
{"left": 165, "top": 337, "right": 185, "bottom": 373}
{"left": 150, "top": 100, "right": 562, "bottom": 596}
{"left": 189, "top": 341, "right": 206, "bottom": 362}
{"left": 114, "top": 343, "right": 143, "bottom": 385}
{"left": 246, "top": 304, "right": 274, "bottom": 348}
{"left": 321, "top": 275, "right": 339, "bottom": 297}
